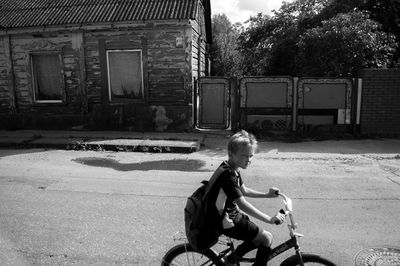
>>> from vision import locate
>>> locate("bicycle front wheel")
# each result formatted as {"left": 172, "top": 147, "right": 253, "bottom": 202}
{"left": 280, "top": 253, "right": 336, "bottom": 266}
{"left": 161, "top": 243, "right": 223, "bottom": 266}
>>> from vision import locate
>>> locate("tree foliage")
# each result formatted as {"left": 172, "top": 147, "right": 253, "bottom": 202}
{"left": 209, "top": 14, "right": 242, "bottom": 76}
{"left": 297, "top": 11, "right": 397, "bottom": 76}
{"left": 210, "top": 0, "right": 400, "bottom": 77}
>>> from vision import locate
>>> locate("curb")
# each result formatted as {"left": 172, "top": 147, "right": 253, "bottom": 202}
{"left": 0, "top": 135, "right": 202, "bottom": 153}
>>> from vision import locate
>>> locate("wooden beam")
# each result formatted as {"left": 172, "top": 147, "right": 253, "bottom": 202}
{"left": 3, "top": 35, "right": 17, "bottom": 113}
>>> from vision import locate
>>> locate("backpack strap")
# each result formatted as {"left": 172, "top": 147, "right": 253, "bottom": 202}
{"left": 204, "top": 164, "right": 226, "bottom": 195}
{"left": 203, "top": 163, "right": 234, "bottom": 218}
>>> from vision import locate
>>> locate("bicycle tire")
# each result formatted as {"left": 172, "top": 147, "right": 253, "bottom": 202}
{"left": 280, "top": 253, "right": 336, "bottom": 266}
{"left": 161, "top": 243, "right": 223, "bottom": 266}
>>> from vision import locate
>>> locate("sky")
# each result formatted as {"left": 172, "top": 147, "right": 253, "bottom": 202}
{"left": 211, "top": 0, "right": 294, "bottom": 23}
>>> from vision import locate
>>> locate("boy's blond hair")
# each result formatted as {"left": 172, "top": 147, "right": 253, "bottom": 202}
{"left": 228, "top": 130, "right": 258, "bottom": 154}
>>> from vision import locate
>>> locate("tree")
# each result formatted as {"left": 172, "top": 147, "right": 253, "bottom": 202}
{"left": 296, "top": 11, "right": 397, "bottom": 76}
{"left": 211, "top": 0, "right": 399, "bottom": 77}
{"left": 210, "top": 14, "right": 242, "bottom": 76}
{"left": 313, "top": 0, "right": 400, "bottom": 67}
{"left": 236, "top": 0, "right": 333, "bottom": 76}
{"left": 235, "top": 0, "right": 399, "bottom": 76}
{"left": 363, "top": 0, "right": 400, "bottom": 66}
{"left": 236, "top": 13, "right": 276, "bottom": 75}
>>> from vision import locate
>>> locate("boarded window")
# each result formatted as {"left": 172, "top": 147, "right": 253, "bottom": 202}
{"left": 106, "top": 50, "right": 144, "bottom": 102}
{"left": 31, "top": 54, "right": 63, "bottom": 102}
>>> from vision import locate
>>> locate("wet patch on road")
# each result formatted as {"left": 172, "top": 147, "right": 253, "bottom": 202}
{"left": 73, "top": 157, "right": 207, "bottom": 172}
{"left": 355, "top": 247, "right": 400, "bottom": 266}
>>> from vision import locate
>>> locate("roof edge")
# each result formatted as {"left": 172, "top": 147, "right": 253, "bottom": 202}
{"left": 0, "top": 19, "right": 193, "bottom": 36}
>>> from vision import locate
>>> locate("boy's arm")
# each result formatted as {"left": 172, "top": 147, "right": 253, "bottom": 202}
{"left": 235, "top": 196, "right": 282, "bottom": 224}
{"left": 241, "top": 184, "right": 279, "bottom": 198}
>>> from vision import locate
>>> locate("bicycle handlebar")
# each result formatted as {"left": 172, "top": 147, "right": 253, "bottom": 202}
{"left": 277, "top": 192, "right": 293, "bottom": 212}
{"left": 274, "top": 192, "right": 294, "bottom": 225}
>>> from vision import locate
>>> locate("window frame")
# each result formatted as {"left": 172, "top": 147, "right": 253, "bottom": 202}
{"left": 105, "top": 49, "right": 145, "bottom": 103}
{"left": 30, "top": 52, "right": 65, "bottom": 104}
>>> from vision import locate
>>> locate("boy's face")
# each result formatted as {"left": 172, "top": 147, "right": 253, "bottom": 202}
{"left": 230, "top": 144, "right": 255, "bottom": 169}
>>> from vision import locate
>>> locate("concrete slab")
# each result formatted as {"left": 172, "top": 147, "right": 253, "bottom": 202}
{"left": 0, "top": 136, "right": 35, "bottom": 147}
{"left": 28, "top": 137, "right": 85, "bottom": 150}
{"left": 0, "top": 132, "right": 201, "bottom": 153}
{"left": 0, "top": 131, "right": 203, "bottom": 153}
{"left": 81, "top": 139, "right": 200, "bottom": 153}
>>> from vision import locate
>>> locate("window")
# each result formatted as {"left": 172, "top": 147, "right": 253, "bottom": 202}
{"left": 31, "top": 53, "right": 64, "bottom": 103}
{"left": 106, "top": 50, "right": 144, "bottom": 102}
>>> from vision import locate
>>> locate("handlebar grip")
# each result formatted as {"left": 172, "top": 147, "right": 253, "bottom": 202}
{"left": 274, "top": 209, "right": 286, "bottom": 225}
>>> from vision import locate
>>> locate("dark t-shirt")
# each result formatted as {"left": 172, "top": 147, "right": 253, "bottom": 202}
{"left": 218, "top": 161, "right": 243, "bottom": 221}
{"left": 216, "top": 162, "right": 260, "bottom": 240}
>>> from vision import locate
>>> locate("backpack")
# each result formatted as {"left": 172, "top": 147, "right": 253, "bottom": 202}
{"left": 184, "top": 166, "right": 226, "bottom": 252}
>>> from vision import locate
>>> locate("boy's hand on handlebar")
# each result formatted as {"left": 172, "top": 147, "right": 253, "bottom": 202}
{"left": 271, "top": 212, "right": 285, "bottom": 225}
{"left": 267, "top": 187, "right": 280, "bottom": 198}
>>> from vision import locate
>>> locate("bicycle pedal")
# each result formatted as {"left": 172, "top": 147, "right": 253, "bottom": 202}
{"left": 222, "top": 254, "right": 238, "bottom": 266}
{"left": 294, "top": 232, "right": 304, "bottom": 237}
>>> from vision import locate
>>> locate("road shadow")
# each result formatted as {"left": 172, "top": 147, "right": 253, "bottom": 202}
{"left": 73, "top": 157, "right": 208, "bottom": 172}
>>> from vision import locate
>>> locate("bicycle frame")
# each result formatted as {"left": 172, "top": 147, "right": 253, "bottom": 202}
{"left": 215, "top": 192, "right": 305, "bottom": 265}
{"left": 164, "top": 192, "right": 335, "bottom": 266}
{"left": 215, "top": 234, "right": 302, "bottom": 264}
{"left": 170, "top": 193, "right": 307, "bottom": 265}
{"left": 269, "top": 235, "right": 302, "bottom": 262}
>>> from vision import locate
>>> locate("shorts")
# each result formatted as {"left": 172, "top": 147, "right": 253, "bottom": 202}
{"left": 222, "top": 213, "right": 259, "bottom": 242}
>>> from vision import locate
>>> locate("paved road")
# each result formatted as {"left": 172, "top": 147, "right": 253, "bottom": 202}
{"left": 0, "top": 138, "right": 399, "bottom": 265}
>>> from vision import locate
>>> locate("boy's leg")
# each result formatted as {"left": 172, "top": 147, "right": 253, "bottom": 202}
{"left": 223, "top": 214, "right": 259, "bottom": 263}
{"left": 227, "top": 228, "right": 272, "bottom": 265}
{"left": 225, "top": 240, "right": 257, "bottom": 264}
{"left": 252, "top": 229, "right": 273, "bottom": 247}
{"left": 254, "top": 245, "right": 272, "bottom": 266}
{"left": 252, "top": 229, "right": 273, "bottom": 266}
{"left": 235, "top": 241, "right": 257, "bottom": 257}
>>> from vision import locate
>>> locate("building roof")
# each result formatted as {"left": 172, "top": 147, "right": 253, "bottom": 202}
{"left": 0, "top": 0, "right": 203, "bottom": 29}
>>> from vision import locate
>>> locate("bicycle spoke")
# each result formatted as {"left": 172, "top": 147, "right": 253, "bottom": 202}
{"left": 162, "top": 243, "right": 221, "bottom": 266}
{"left": 302, "top": 263, "right": 330, "bottom": 266}
{"left": 169, "top": 251, "right": 215, "bottom": 266}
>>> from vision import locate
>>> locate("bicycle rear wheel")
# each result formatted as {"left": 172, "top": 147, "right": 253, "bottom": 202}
{"left": 280, "top": 253, "right": 336, "bottom": 266}
{"left": 161, "top": 243, "right": 223, "bottom": 266}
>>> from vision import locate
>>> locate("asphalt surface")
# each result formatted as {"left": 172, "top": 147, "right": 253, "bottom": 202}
{"left": 0, "top": 130, "right": 399, "bottom": 265}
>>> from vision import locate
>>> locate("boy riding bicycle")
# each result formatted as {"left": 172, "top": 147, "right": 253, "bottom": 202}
{"left": 214, "top": 130, "right": 285, "bottom": 266}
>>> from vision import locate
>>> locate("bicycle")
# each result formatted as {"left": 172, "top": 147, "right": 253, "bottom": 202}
{"left": 161, "top": 192, "right": 336, "bottom": 266}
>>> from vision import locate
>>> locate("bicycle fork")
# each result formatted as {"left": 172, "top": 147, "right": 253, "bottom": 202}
{"left": 294, "top": 244, "right": 305, "bottom": 266}
{"left": 291, "top": 234, "right": 306, "bottom": 266}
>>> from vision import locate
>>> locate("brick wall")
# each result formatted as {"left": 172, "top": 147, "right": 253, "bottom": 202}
{"left": 359, "top": 69, "right": 400, "bottom": 136}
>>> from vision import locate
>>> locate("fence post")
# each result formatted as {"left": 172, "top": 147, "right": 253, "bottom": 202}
{"left": 230, "top": 77, "right": 238, "bottom": 132}
{"left": 292, "top": 77, "right": 298, "bottom": 132}
{"left": 354, "top": 78, "right": 362, "bottom": 134}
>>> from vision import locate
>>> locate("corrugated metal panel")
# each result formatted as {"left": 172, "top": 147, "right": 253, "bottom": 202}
{"left": 0, "top": 0, "right": 199, "bottom": 28}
